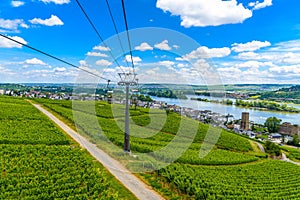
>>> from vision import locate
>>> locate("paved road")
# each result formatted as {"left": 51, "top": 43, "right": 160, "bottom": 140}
{"left": 32, "top": 104, "right": 164, "bottom": 200}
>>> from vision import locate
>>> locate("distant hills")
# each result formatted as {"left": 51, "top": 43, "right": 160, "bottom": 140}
{"left": 260, "top": 85, "right": 300, "bottom": 102}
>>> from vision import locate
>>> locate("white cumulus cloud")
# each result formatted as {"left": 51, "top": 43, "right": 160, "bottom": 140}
{"left": 280, "top": 53, "right": 300, "bottom": 64}
{"left": 86, "top": 52, "right": 108, "bottom": 57}
{"left": 134, "top": 42, "right": 153, "bottom": 51}
{"left": 93, "top": 45, "right": 111, "bottom": 51}
{"left": 79, "top": 60, "right": 88, "bottom": 67}
{"left": 29, "top": 15, "right": 64, "bottom": 26}
{"left": 234, "top": 60, "right": 274, "bottom": 69}
{"left": 39, "top": 0, "right": 70, "bottom": 5}
{"left": 173, "top": 45, "right": 180, "bottom": 49}
{"left": 249, "top": 0, "right": 272, "bottom": 10}
{"left": 237, "top": 51, "right": 260, "bottom": 60}
{"left": 103, "top": 68, "right": 116, "bottom": 73}
{"left": 24, "top": 58, "right": 47, "bottom": 66}
{"left": 54, "top": 67, "right": 66, "bottom": 72}
{"left": 0, "top": 18, "right": 28, "bottom": 32}
{"left": 156, "top": 0, "right": 253, "bottom": 27}
{"left": 0, "top": 35, "right": 27, "bottom": 48}
{"left": 0, "top": 65, "right": 15, "bottom": 75}
{"left": 11, "top": 1, "right": 25, "bottom": 7}
{"left": 182, "top": 46, "right": 231, "bottom": 60}
{"left": 269, "top": 64, "right": 300, "bottom": 74}
{"left": 154, "top": 40, "right": 171, "bottom": 50}
{"left": 232, "top": 40, "right": 271, "bottom": 52}
{"left": 95, "top": 59, "right": 112, "bottom": 66}
{"left": 125, "top": 55, "right": 142, "bottom": 64}
{"left": 159, "top": 60, "right": 175, "bottom": 67}
{"left": 270, "top": 40, "right": 300, "bottom": 52}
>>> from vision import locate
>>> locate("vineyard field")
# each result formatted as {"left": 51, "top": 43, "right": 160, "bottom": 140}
{"left": 33, "top": 98, "right": 300, "bottom": 199}
{"left": 281, "top": 146, "right": 300, "bottom": 162}
{"left": 0, "top": 96, "right": 136, "bottom": 199}
{"left": 0, "top": 145, "right": 118, "bottom": 199}
{"left": 35, "top": 98, "right": 258, "bottom": 165}
{"left": 154, "top": 160, "right": 300, "bottom": 199}
{"left": 0, "top": 100, "right": 70, "bottom": 145}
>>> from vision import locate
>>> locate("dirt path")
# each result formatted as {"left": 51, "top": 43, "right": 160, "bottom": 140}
{"left": 281, "top": 152, "right": 300, "bottom": 166}
{"left": 255, "top": 142, "right": 265, "bottom": 153}
{"left": 32, "top": 103, "right": 164, "bottom": 200}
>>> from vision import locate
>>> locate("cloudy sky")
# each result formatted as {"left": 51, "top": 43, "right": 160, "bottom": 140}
{"left": 0, "top": 0, "right": 300, "bottom": 84}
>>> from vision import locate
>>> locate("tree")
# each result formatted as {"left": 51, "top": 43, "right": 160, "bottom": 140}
{"left": 264, "top": 117, "right": 282, "bottom": 133}
{"left": 265, "top": 141, "right": 281, "bottom": 156}
{"left": 288, "top": 135, "right": 300, "bottom": 147}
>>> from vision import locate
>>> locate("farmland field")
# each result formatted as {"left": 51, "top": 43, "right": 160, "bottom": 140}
{"left": 0, "top": 96, "right": 136, "bottom": 199}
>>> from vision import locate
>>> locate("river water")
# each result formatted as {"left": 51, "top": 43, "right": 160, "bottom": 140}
{"left": 151, "top": 95, "right": 300, "bottom": 125}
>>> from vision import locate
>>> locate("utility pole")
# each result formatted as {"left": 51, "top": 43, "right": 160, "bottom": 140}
{"left": 118, "top": 73, "right": 138, "bottom": 153}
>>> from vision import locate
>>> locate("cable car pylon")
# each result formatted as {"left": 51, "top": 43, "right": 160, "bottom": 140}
{"left": 118, "top": 73, "right": 138, "bottom": 153}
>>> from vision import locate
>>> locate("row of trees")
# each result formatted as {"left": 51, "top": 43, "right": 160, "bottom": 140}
{"left": 147, "top": 89, "right": 187, "bottom": 99}
{"left": 236, "top": 99, "right": 299, "bottom": 112}
{"left": 191, "top": 98, "right": 234, "bottom": 105}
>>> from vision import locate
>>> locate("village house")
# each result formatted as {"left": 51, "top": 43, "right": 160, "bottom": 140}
{"left": 268, "top": 133, "right": 283, "bottom": 143}
{"left": 279, "top": 122, "right": 300, "bottom": 138}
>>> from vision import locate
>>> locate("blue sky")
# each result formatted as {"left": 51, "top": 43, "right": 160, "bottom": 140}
{"left": 0, "top": 0, "right": 300, "bottom": 84}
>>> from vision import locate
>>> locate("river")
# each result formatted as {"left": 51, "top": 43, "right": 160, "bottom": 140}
{"left": 150, "top": 95, "right": 300, "bottom": 125}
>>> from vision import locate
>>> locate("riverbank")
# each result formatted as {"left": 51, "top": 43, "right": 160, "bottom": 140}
{"left": 149, "top": 95, "right": 300, "bottom": 125}
{"left": 190, "top": 97, "right": 300, "bottom": 113}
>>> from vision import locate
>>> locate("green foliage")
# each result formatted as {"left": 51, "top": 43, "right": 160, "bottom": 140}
{"left": 216, "top": 130, "right": 253, "bottom": 152}
{"left": 137, "top": 94, "right": 153, "bottom": 102}
{"left": 264, "top": 117, "right": 282, "bottom": 133}
{"left": 0, "top": 97, "right": 135, "bottom": 199}
{"left": 0, "top": 100, "right": 70, "bottom": 145}
{"left": 281, "top": 146, "right": 300, "bottom": 161}
{"left": 156, "top": 160, "right": 300, "bottom": 199}
{"left": 191, "top": 98, "right": 233, "bottom": 105}
{"left": 0, "top": 145, "right": 119, "bottom": 199}
{"left": 265, "top": 141, "right": 281, "bottom": 156}
{"left": 222, "top": 99, "right": 234, "bottom": 105}
{"left": 235, "top": 99, "right": 300, "bottom": 113}
{"left": 251, "top": 124, "right": 267, "bottom": 133}
{"left": 260, "top": 85, "right": 300, "bottom": 103}
{"left": 287, "top": 135, "right": 300, "bottom": 147}
{"left": 37, "top": 98, "right": 254, "bottom": 166}
{"left": 33, "top": 97, "right": 300, "bottom": 199}
{"left": 147, "top": 89, "right": 187, "bottom": 99}
{"left": 177, "top": 149, "right": 258, "bottom": 165}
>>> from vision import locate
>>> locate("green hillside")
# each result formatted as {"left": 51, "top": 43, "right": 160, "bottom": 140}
{"left": 35, "top": 99, "right": 258, "bottom": 164}
{"left": 0, "top": 96, "right": 136, "bottom": 200}
{"left": 33, "top": 98, "right": 300, "bottom": 199}
{"left": 260, "top": 85, "right": 300, "bottom": 102}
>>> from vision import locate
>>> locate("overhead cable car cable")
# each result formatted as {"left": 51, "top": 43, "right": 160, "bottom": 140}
{"left": 75, "top": 0, "right": 126, "bottom": 73}
{"left": 0, "top": 33, "right": 112, "bottom": 81}
{"left": 121, "top": 0, "right": 135, "bottom": 73}
{"left": 105, "top": 0, "right": 130, "bottom": 68}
